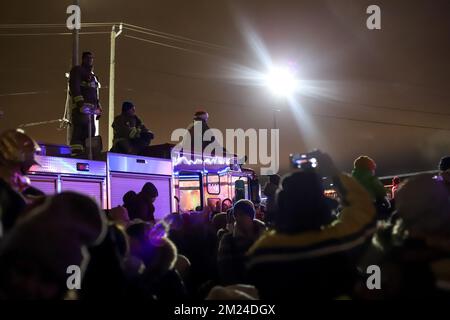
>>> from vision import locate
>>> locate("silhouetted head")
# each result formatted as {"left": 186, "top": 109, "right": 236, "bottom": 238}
{"left": 275, "top": 170, "right": 332, "bottom": 234}
{"left": 439, "top": 156, "right": 450, "bottom": 172}
{"left": 392, "top": 176, "right": 400, "bottom": 185}
{"left": 121, "top": 101, "right": 136, "bottom": 116}
{"left": 81, "top": 51, "right": 94, "bottom": 68}
{"left": 123, "top": 190, "right": 137, "bottom": 206}
{"left": 221, "top": 198, "right": 233, "bottom": 212}
{"left": 141, "top": 182, "right": 158, "bottom": 203}
{"left": 233, "top": 199, "right": 256, "bottom": 232}
{"left": 438, "top": 156, "right": 450, "bottom": 186}
{"left": 353, "top": 155, "right": 376, "bottom": 175}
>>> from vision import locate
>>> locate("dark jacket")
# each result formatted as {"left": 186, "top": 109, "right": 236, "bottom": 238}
{"left": 217, "top": 220, "right": 266, "bottom": 285}
{"left": 263, "top": 182, "right": 278, "bottom": 225}
{"left": 69, "top": 65, "right": 100, "bottom": 108}
{"left": 0, "top": 179, "right": 27, "bottom": 234}
{"left": 112, "top": 114, "right": 148, "bottom": 144}
{"left": 168, "top": 214, "right": 219, "bottom": 297}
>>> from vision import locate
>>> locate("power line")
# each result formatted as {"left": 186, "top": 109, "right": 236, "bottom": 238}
{"left": 0, "top": 91, "right": 49, "bottom": 97}
{"left": 0, "top": 22, "right": 236, "bottom": 55}
{"left": 0, "top": 23, "right": 118, "bottom": 29}
{"left": 2, "top": 83, "right": 448, "bottom": 132}
{"left": 123, "top": 23, "right": 228, "bottom": 49}
{"left": 0, "top": 31, "right": 110, "bottom": 36}
{"left": 120, "top": 28, "right": 450, "bottom": 118}
{"left": 313, "top": 113, "right": 450, "bottom": 131}
{"left": 120, "top": 63, "right": 215, "bottom": 82}
{"left": 123, "top": 24, "right": 235, "bottom": 53}
{"left": 123, "top": 34, "right": 221, "bottom": 59}
{"left": 111, "top": 86, "right": 450, "bottom": 132}
{"left": 1, "top": 23, "right": 449, "bottom": 122}
{"left": 123, "top": 23, "right": 238, "bottom": 55}
{"left": 306, "top": 95, "right": 450, "bottom": 117}
{"left": 118, "top": 59, "right": 450, "bottom": 119}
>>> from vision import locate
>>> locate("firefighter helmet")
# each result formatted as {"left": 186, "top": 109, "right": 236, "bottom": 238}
{"left": 0, "top": 129, "right": 41, "bottom": 172}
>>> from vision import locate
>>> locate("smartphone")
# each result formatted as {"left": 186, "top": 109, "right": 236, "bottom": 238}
{"left": 290, "top": 153, "right": 318, "bottom": 169}
{"left": 234, "top": 180, "right": 246, "bottom": 202}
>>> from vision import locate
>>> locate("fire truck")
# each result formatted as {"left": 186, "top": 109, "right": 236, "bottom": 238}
{"left": 27, "top": 144, "right": 259, "bottom": 220}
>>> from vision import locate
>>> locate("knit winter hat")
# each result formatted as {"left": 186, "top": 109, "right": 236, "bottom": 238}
{"left": 354, "top": 156, "right": 376, "bottom": 171}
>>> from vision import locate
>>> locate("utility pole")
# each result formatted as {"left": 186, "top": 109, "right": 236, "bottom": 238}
{"left": 72, "top": 0, "right": 80, "bottom": 67}
{"left": 67, "top": 0, "right": 80, "bottom": 145}
{"left": 108, "top": 24, "right": 123, "bottom": 150}
{"left": 272, "top": 108, "right": 280, "bottom": 131}
{"left": 272, "top": 108, "right": 280, "bottom": 175}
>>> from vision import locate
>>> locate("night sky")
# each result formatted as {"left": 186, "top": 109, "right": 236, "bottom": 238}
{"left": 1, "top": 0, "right": 449, "bottom": 176}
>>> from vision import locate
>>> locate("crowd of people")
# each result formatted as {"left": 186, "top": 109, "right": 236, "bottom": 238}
{"left": 0, "top": 127, "right": 449, "bottom": 300}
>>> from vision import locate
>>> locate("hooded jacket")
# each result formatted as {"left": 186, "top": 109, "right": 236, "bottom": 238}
{"left": 351, "top": 167, "right": 386, "bottom": 201}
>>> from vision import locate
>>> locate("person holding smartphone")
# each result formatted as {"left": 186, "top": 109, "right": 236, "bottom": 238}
{"left": 247, "top": 150, "right": 377, "bottom": 299}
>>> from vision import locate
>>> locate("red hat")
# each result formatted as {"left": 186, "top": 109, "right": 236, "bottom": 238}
{"left": 194, "top": 109, "right": 207, "bottom": 115}
{"left": 194, "top": 109, "right": 209, "bottom": 121}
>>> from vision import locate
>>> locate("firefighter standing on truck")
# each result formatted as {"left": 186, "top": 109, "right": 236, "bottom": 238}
{"left": 69, "top": 51, "right": 102, "bottom": 156}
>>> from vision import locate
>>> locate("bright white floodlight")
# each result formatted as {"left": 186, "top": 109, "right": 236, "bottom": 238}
{"left": 265, "top": 65, "right": 298, "bottom": 97}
